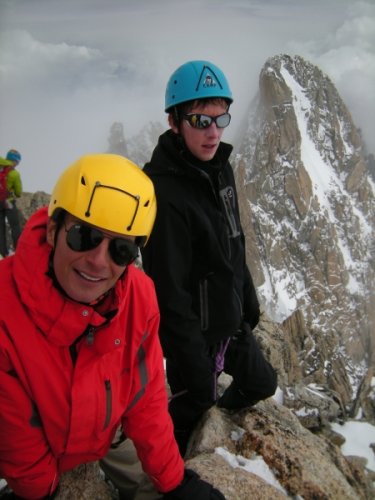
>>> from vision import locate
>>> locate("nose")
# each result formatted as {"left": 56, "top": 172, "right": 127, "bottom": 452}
{"left": 206, "top": 121, "right": 222, "bottom": 137}
{"left": 85, "top": 239, "right": 111, "bottom": 267}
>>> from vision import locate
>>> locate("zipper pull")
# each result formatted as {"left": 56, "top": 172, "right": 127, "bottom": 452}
{"left": 87, "top": 327, "right": 95, "bottom": 345}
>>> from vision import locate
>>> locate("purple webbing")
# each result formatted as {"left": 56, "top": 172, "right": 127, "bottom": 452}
{"left": 213, "top": 338, "right": 230, "bottom": 399}
{"left": 214, "top": 338, "right": 230, "bottom": 373}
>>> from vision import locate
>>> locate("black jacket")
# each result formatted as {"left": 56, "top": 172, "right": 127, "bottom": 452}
{"left": 142, "top": 130, "right": 259, "bottom": 397}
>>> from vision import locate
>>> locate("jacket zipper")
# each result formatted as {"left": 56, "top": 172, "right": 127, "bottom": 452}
{"left": 233, "top": 288, "right": 243, "bottom": 319}
{"left": 103, "top": 379, "right": 112, "bottom": 430}
{"left": 86, "top": 327, "right": 95, "bottom": 345}
{"left": 199, "top": 272, "right": 213, "bottom": 331}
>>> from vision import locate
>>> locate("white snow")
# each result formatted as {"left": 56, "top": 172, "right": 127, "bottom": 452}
{"left": 215, "top": 446, "right": 288, "bottom": 495}
{"left": 272, "top": 386, "right": 284, "bottom": 405}
{"left": 331, "top": 420, "right": 375, "bottom": 471}
{"left": 295, "top": 406, "right": 319, "bottom": 417}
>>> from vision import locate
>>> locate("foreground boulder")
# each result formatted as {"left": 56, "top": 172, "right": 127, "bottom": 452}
{"left": 185, "top": 402, "right": 374, "bottom": 500}
{"left": 39, "top": 401, "right": 373, "bottom": 500}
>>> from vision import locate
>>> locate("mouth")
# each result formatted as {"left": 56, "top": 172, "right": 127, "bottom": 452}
{"left": 76, "top": 270, "right": 104, "bottom": 282}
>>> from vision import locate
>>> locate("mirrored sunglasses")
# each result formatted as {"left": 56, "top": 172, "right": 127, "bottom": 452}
{"left": 183, "top": 112, "right": 231, "bottom": 129}
{"left": 65, "top": 223, "right": 139, "bottom": 266}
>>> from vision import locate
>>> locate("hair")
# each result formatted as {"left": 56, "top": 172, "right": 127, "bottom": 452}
{"left": 170, "top": 97, "right": 231, "bottom": 128}
{"left": 50, "top": 208, "right": 66, "bottom": 246}
{"left": 51, "top": 207, "right": 66, "bottom": 225}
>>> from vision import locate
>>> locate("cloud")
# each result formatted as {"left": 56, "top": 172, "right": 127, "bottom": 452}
{"left": 0, "top": 0, "right": 373, "bottom": 193}
{"left": 288, "top": 1, "right": 375, "bottom": 152}
{"left": 0, "top": 29, "right": 133, "bottom": 93}
{"left": 0, "top": 29, "right": 168, "bottom": 192}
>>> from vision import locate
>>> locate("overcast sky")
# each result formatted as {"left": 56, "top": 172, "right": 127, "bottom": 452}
{"left": 0, "top": 0, "right": 374, "bottom": 193}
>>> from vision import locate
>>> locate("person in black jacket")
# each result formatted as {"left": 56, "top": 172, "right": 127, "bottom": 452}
{"left": 142, "top": 60, "right": 277, "bottom": 457}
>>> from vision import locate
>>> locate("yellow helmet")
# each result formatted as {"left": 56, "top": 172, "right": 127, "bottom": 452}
{"left": 48, "top": 154, "right": 156, "bottom": 246}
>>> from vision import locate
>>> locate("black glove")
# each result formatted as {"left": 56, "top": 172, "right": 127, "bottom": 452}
{"left": 163, "top": 469, "right": 226, "bottom": 499}
{"left": 216, "top": 381, "right": 258, "bottom": 411}
{"left": 0, "top": 486, "right": 58, "bottom": 499}
{"left": 0, "top": 488, "right": 15, "bottom": 499}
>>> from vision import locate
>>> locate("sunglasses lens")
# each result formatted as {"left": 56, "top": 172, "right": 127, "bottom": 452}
{"left": 185, "top": 114, "right": 211, "bottom": 129}
{"left": 67, "top": 224, "right": 103, "bottom": 252}
{"left": 196, "top": 115, "right": 212, "bottom": 129}
{"left": 109, "top": 239, "right": 139, "bottom": 266}
{"left": 216, "top": 113, "right": 231, "bottom": 128}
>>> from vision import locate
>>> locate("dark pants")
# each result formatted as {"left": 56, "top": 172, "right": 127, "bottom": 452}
{"left": 166, "top": 325, "right": 277, "bottom": 455}
{"left": 0, "top": 201, "right": 21, "bottom": 257}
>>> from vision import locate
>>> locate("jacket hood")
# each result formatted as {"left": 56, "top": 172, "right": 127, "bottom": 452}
{"left": 12, "top": 207, "right": 127, "bottom": 348}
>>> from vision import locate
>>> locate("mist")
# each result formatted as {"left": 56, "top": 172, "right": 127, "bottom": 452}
{"left": 0, "top": 0, "right": 374, "bottom": 193}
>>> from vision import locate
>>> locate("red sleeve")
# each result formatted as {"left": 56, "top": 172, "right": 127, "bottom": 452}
{"left": 0, "top": 349, "right": 58, "bottom": 499}
{"left": 122, "top": 312, "right": 184, "bottom": 493}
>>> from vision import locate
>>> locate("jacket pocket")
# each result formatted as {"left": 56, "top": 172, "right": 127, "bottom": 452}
{"left": 103, "top": 379, "right": 112, "bottom": 430}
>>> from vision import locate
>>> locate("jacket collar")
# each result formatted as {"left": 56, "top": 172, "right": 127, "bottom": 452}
{"left": 145, "top": 129, "right": 233, "bottom": 177}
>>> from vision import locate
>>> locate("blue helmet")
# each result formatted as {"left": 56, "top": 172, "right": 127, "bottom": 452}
{"left": 6, "top": 149, "right": 21, "bottom": 163}
{"left": 165, "top": 60, "right": 233, "bottom": 112}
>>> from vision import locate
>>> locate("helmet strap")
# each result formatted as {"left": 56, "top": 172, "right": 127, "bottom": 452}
{"left": 172, "top": 107, "right": 181, "bottom": 129}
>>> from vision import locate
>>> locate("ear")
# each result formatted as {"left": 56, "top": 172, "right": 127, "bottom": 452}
{"left": 46, "top": 218, "right": 57, "bottom": 247}
{"left": 168, "top": 113, "right": 179, "bottom": 134}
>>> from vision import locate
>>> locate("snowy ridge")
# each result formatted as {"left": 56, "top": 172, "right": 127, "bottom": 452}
{"left": 279, "top": 62, "right": 371, "bottom": 296}
{"left": 236, "top": 54, "right": 374, "bottom": 399}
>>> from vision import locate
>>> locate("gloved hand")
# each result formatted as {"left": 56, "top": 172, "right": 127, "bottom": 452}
{"left": 162, "top": 469, "right": 226, "bottom": 499}
{"left": 0, "top": 486, "right": 58, "bottom": 499}
{"left": 216, "top": 381, "right": 258, "bottom": 411}
{"left": 0, "top": 488, "right": 15, "bottom": 499}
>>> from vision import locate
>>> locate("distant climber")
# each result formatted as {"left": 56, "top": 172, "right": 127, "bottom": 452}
{"left": 0, "top": 149, "right": 22, "bottom": 257}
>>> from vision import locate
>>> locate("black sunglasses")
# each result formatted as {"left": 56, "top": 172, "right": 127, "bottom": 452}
{"left": 183, "top": 112, "right": 231, "bottom": 129}
{"left": 64, "top": 222, "right": 139, "bottom": 266}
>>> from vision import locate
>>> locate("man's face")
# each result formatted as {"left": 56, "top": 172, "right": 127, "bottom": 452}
{"left": 170, "top": 101, "right": 228, "bottom": 162}
{"left": 47, "top": 213, "right": 134, "bottom": 303}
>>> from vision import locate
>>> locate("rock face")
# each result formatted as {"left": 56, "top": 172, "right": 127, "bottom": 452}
{"left": 107, "top": 122, "right": 129, "bottom": 157}
{"left": 17, "top": 191, "right": 50, "bottom": 222}
{"left": 124, "top": 120, "right": 165, "bottom": 168}
{"left": 186, "top": 401, "right": 373, "bottom": 500}
{"left": 42, "top": 375, "right": 375, "bottom": 500}
{"left": 1, "top": 192, "right": 50, "bottom": 253}
{"left": 235, "top": 54, "right": 374, "bottom": 416}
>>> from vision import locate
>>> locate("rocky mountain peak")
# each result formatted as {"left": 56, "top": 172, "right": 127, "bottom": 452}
{"left": 235, "top": 53, "right": 374, "bottom": 413}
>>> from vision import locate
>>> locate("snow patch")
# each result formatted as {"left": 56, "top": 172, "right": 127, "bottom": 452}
{"left": 215, "top": 446, "right": 288, "bottom": 494}
{"left": 331, "top": 420, "right": 375, "bottom": 471}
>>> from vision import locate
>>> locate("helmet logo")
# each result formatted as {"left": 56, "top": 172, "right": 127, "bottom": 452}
{"left": 203, "top": 74, "right": 216, "bottom": 88}
{"left": 196, "top": 65, "right": 223, "bottom": 92}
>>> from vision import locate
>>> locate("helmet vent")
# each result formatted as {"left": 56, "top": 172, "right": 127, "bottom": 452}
{"left": 144, "top": 200, "right": 150, "bottom": 207}
{"left": 80, "top": 176, "right": 86, "bottom": 185}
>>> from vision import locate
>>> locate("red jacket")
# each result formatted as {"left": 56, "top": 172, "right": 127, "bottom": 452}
{"left": 0, "top": 207, "right": 184, "bottom": 499}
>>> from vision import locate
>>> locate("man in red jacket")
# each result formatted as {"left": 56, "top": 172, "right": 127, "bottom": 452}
{"left": 0, "top": 154, "right": 225, "bottom": 500}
